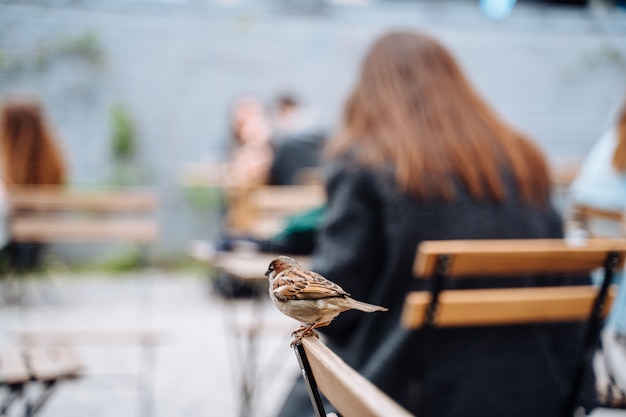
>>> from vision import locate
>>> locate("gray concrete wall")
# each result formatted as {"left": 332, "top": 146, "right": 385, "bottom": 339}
{"left": 1, "top": 0, "right": 625, "bottom": 258}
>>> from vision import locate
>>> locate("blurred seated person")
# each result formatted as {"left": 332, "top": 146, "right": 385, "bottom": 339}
{"left": 570, "top": 96, "right": 626, "bottom": 225}
{"left": 222, "top": 93, "right": 326, "bottom": 253}
{"left": 277, "top": 30, "right": 598, "bottom": 417}
{"left": 268, "top": 93, "right": 327, "bottom": 186}
{"left": 219, "top": 95, "right": 274, "bottom": 237}
{"left": 213, "top": 94, "right": 324, "bottom": 297}
{"left": 569, "top": 94, "right": 626, "bottom": 341}
{"left": 0, "top": 94, "right": 67, "bottom": 271}
{"left": 225, "top": 94, "right": 274, "bottom": 189}
{"left": 0, "top": 181, "right": 8, "bottom": 253}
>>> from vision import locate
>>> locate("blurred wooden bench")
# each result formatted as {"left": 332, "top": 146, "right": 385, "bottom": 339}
{"left": 3, "top": 187, "right": 159, "bottom": 302}
{"left": 0, "top": 345, "right": 83, "bottom": 416}
{"left": 8, "top": 187, "right": 159, "bottom": 245}
{"left": 13, "top": 329, "right": 160, "bottom": 417}
{"left": 401, "top": 238, "right": 626, "bottom": 417}
{"left": 227, "top": 184, "right": 325, "bottom": 240}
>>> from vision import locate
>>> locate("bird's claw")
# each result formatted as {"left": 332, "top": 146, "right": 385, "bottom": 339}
{"left": 290, "top": 327, "right": 319, "bottom": 347}
{"left": 291, "top": 326, "right": 307, "bottom": 338}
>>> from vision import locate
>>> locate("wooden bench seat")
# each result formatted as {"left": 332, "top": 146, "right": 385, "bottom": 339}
{"left": 0, "top": 345, "right": 83, "bottom": 416}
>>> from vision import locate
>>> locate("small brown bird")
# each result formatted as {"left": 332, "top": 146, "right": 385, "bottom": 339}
{"left": 265, "top": 255, "right": 388, "bottom": 346}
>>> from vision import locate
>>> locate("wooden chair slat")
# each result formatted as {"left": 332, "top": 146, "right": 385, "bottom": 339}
{"left": 229, "top": 184, "right": 325, "bottom": 239}
{"left": 0, "top": 347, "right": 31, "bottom": 384}
{"left": 16, "top": 330, "right": 159, "bottom": 346}
{"left": 300, "top": 337, "right": 413, "bottom": 417}
{"left": 9, "top": 189, "right": 157, "bottom": 212}
{"left": 249, "top": 185, "right": 325, "bottom": 213}
{"left": 52, "top": 346, "right": 84, "bottom": 377}
{"left": 26, "top": 346, "right": 83, "bottom": 381}
{"left": 576, "top": 205, "right": 624, "bottom": 223}
{"left": 10, "top": 218, "right": 158, "bottom": 243}
{"left": 414, "top": 238, "right": 626, "bottom": 277}
{"left": 26, "top": 347, "right": 61, "bottom": 381}
{"left": 402, "top": 285, "right": 617, "bottom": 329}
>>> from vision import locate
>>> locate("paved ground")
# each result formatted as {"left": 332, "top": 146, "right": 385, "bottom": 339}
{"left": 2, "top": 269, "right": 626, "bottom": 417}
{"left": 0, "top": 270, "right": 301, "bottom": 417}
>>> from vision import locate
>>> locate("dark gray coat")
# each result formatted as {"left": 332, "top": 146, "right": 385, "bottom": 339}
{"left": 278, "top": 157, "right": 598, "bottom": 417}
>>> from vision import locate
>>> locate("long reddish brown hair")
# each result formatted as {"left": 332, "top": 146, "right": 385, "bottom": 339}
{"left": 611, "top": 97, "right": 626, "bottom": 172}
{"left": 327, "top": 31, "right": 550, "bottom": 204}
{"left": 0, "top": 97, "right": 66, "bottom": 187}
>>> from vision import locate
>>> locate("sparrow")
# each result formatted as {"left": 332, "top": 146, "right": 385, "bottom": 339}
{"left": 265, "top": 255, "right": 388, "bottom": 346}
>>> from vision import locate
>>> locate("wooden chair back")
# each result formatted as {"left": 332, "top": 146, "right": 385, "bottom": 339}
{"left": 227, "top": 185, "right": 325, "bottom": 239}
{"left": 402, "top": 238, "right": 624, "bottom": 328}
{"left": 294, "top": 337, "right": 413, "bottom": 417}
{"left": 401, "top": 238, "right": 626, "bottom": 417}
{"left": 7, "top": 187, "right": 159, "bottom": 244}
{"left": 571, "top": 204, "right": 625, "bottom": 238}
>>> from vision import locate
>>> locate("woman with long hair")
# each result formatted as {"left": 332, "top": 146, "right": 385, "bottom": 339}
{"left": 0, "top": 95, "right": 67, "bottom": 269}
{"left": 570, "top": 96, "right": 626, "bottom": 340}
{"left": 0, "top": 96, "right": 66, "bottom": 188}
{"left": 277, "top": 30, "right": 597, "bottom": 416}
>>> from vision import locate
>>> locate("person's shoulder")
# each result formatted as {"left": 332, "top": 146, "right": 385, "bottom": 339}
{"left": 325, "top": 155, "right": 394, "bottom": 191}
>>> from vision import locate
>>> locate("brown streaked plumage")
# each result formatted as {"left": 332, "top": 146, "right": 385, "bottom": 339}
{"left": 265, "top": 255, "right": 388, "bottom": 346}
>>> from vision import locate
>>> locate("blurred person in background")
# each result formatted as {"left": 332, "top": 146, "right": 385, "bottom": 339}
{"left": 268, "top": 92, "right": 327, "bottom": 186}
{"left": 0, "top": 95, "right": 67, "bottom": 270}
{"left": 225, "top": 94, "right": 274, "bottom": 188}
{"left": 277, "top": 30, "right": 598, "bottom": 417}
{"left": 570, "top": 94, "right": 626, "bottom": 342}
{"left": 212, "top": 93, "right": 327, "bottom": 296}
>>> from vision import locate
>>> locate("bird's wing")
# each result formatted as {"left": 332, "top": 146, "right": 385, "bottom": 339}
{"left": 272, "top": 268, "right": 350, "bottom": 300}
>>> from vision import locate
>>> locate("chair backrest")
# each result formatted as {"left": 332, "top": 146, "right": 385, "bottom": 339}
{"left": 402, "top": 238, "right": 624, "bottom": 329}
{"left": 401, "top": 238, "right": 626, "bottom": 417}
{"left": 228, "top": 184, "right": 325, "bottom": 239}
{"left": 571, "top": 204, "right": 625, "bottom": 238}
{"left": 294, "top": 337, "right": 413, "bottom": 417}
{"left": 7, "top": 187, "right": 159, "bottom": 244}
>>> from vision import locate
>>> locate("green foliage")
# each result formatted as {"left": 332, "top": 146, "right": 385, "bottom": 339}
{"left": 0, "top": 29, "right": 105, "bottom": 74}
{"left": 182, "top": 185, "right": 225, "bottom": 212}
{"left": 580, "top": 42, "right": 626, "bottom": 71}
{"left": 62, "top": 30, "right": 104, "bottom": 67}
{"left": 110, "top": 104, "right": 136, "bottom": 161}
{"left": 72, "top": 247, "right": 146, "bottom": 274}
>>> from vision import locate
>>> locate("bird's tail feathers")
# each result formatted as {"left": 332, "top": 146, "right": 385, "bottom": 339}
{"left": 349, "top": 298, "right": 388, "bottom": 313}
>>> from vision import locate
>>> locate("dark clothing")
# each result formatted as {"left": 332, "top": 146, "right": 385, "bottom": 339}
{"left": 278, "top": 157, "right": 598, "bottom": 417}
{"left": 268, "top": 129, "right": 326, "bottom": 186}
{"left": 0, "top": 241, "right": 46, "bottom": 272}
